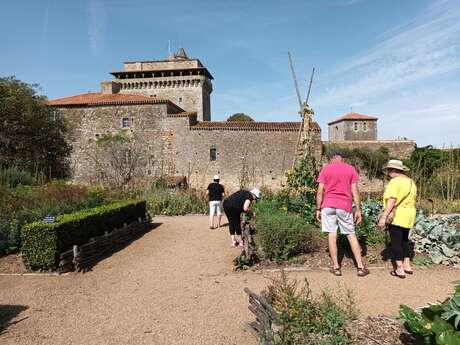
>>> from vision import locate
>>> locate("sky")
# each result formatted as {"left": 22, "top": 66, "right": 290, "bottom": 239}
{"left": 1, "top": 0, "right": 459, "bottom": 147}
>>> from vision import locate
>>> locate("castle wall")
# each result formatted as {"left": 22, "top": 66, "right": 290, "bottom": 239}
{"left": 323, "top": 140, "right": 416, "bottom": 159}
{"left": 166, "top": 117, "right": 322, "bottom": 192}
{"left": 124, "top": 59, "right": 201, "bottom": 71}
{"left": 59, "top": 104, "right": 170, "bottom": 184}
{"left": 117, "top": 76, "right": 211, "bottom": 121}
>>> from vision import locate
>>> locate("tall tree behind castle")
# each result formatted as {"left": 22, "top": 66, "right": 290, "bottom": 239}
{"left": 0, "top": 77, "right": 71, "bottom": 179}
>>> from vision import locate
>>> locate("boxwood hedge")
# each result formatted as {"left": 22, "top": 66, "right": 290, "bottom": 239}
{"left": 21, "top": 200, "right": 146, "bottom": 270}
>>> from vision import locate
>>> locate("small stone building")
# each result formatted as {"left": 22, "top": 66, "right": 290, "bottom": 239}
{"left": 328, "top": 112, "right": 378, "bottom": 141}
{"left": 49, "top": 49, "right": 322, "bottom": 191}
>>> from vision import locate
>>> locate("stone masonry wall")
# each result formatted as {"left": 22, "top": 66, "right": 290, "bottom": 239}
{"left": 117, "top": 76, "right": 211, "bottom": 121}
{"left": 166, "top": 117, "right": 322, "bottom": 192}
{"left": 324, "top": 140, "right": 416, "bottom": 159}
{"left": 59, "top": 103, "right": 171, "bottom": 184}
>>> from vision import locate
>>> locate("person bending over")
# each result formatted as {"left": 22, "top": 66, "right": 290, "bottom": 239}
{"left": 223, "top": 188, "right": 261, "bottom": 247}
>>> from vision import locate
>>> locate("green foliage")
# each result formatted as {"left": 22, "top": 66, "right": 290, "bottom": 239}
{"left": 399, "top": 281, "right": 460, "bottom": 344}
{"left": 324, "top": 145, "right": 390, "bottom": 179}
{"left": 0, "top": 182, "right": 110, "bottom": 256}
{"left": 0, "top": 166, "right": 36, "bottom": 188}
{"left": 355, "top": 199, "right": 386, "bottom": 246}
{"left": 268, "top": 272, "right": 357, "bottom": 345}
{"left": 412, "top": 213, "right": 460, "bottom": 267}
{"left": 144, "top": 185, "right": 207, "bottom": 216}
{"left": 254, "top": 200, "right": 319, "bottom": 262}
{"left": 0, "top": 77, "right": 71, "bottom": 179}
{"left": 226, "top": 112, "right": 254, "bottom": 121}
{"left": 284, "top": 156, "right": 318, "bottom": 224}
{"left": 21, "top": 200, "right": 146, "bottom": 270}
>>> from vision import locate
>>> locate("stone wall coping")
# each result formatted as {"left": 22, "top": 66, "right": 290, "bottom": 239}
{"left": 189, "top": 121, "right": 321, "bottom": 132}
{"left": 324, "top": 139, "right": 416, "bottom": 144}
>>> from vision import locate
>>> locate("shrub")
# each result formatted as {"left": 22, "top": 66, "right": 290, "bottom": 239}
{"left": 254, "top": 200, "right": 320, "bottom": 262}
{"left": 144, "top": 186, "right": 207, "bottom": 216}
{"left": 355, "top": 199, "right": 386, "bottom": 246}
{"left": 267, "top": 272, "right": 357, "bottom": 345}
{"left": 21, "top": 200, "right": 146, "bottom": 270}
{"left": 399, "top": 281, "right": 460, "bottom": 344}
{"left": 0, "top": 166, "right": 36, "bottom": 188}
{"left": 0, "top": 183, "right": 110, "bottom": 256}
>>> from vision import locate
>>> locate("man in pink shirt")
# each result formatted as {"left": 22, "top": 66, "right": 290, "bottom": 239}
{"left": 316, "top": 150, "right": 369, "bottom": 277}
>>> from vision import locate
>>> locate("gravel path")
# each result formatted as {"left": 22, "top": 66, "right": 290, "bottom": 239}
{"left": 0, "top": 215, "right": 458, "bottom": 345}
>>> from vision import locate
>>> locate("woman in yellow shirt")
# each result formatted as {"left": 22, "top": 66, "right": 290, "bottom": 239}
{"left": 378, "top": 160, "right": 417, "bottom": 279}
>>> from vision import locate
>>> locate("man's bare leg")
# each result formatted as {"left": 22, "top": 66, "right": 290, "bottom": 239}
{"left": 328, "top": 233, "right": 340, "bottom": 269}
{"left": 346, "top": 234, "right": 365, "bottom": 268}
{"left": 217, "top": 215, "right": 222, "bottom": 228}
{"left": 209, "top": 214, "right": 214, "bottom": 229}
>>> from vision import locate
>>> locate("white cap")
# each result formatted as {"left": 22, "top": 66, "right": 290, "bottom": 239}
{"left": 213, "top": 174, "right": 220, "bottom": 180}
{"left": 250, "top": 187, "right": 261, "bottom": 199}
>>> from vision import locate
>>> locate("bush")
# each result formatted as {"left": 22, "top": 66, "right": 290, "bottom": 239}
{"left": 254, "top": 200, "right": 320, "bottom": 262}
{"left": 399, "top": 281, "right": 460, "bottom": 344}
{"left": 267, "top": 272, "right": 357, "bottom": 344}
{"left": 144, "top": 186, "right": 207, "bottom": 216}
{"left": 355, "top": 199, "right": 386, "bottom": 246}
{"left": 21, "top": 200, "right": 146, "bottom": 270}
{"left": 0, "top": 183, "right": 110, "bottom": 256}
{"left": 0, "top": 166, "right": 36, "bottom": 188}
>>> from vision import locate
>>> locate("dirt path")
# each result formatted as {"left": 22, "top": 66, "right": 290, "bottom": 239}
{"left": 0, "top": 215, "right": 458, "bottom": 345}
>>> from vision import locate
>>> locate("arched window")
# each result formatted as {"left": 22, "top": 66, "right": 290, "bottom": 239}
{"left": 354, "top": 122, "right": 358, "bottom": 131}
{"left": 363, "top": 122, "right": 368, "bottom": 131}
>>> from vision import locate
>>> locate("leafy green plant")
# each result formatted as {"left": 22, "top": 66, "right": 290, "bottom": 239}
{"left": 254, "top": 200, "right": 319, "bottom": 262}
{"left": 356, "top": 199, "right": 386, "bottom": 246}
{"left": 267, "top": 272, "right": 357, "bottom": 345}
{"left": 411, "top": 213, "right": 460, "bottom": 267}
{"left": 21, "top": 200, "right": 146, "bottom": 270}
{"left": 399, "top": 281, "right": 460, "bottom": 344}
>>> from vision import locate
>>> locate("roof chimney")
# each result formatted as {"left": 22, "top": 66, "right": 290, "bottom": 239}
{"left": 100, "top": 81, "right": 120, "bottom": 94}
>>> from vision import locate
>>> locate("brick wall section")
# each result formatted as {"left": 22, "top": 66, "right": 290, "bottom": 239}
{"left": 324, "top": 140, "right": 416, "bottom": 159}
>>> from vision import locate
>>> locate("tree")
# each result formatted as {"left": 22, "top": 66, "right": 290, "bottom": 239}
{"left": 89, "top": 133, "right": 146, "bottom": 190}
{"left": 0, "top": 77, "right": 71, "bottom": 179}
{"left": 227, "top": 113, "right": 254, "bottom": 122}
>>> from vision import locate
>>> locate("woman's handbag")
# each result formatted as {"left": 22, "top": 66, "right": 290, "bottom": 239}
{"left": 380, "top": 179, "right": 413, "bottom": 226}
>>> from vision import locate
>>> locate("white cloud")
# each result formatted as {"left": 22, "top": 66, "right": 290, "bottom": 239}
{"left": 314, "top": 0, "right": 460, "bottom": 146}
{"left": 87, "top": 0, "right": 107, "bottom": 57}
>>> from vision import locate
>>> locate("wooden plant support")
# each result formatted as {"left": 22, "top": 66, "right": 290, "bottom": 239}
{"left": 244, "top": 288, "right": 281, "bottom": 345}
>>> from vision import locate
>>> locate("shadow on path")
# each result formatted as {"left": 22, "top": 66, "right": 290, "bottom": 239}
{"left": 0, "top": 305, "right": 28, "bottom": 335}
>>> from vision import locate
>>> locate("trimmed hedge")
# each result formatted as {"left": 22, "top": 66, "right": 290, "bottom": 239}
{"left": 21, "top": 200, "right": 146, "bottom": 270}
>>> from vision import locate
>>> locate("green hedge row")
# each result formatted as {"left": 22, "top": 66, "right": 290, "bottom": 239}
{"left": 21, "top": 200, "right": 146, "bottom": 270}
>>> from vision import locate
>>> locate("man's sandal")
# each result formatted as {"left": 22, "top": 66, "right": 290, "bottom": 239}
{"left": 330, "top": 267, "right": 342, "bottom": 276}
{"left": 357, "top": 267, "right": 370, "bottom": 277}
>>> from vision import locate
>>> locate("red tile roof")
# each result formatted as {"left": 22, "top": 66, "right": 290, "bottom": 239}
{"left": 328, "top": 112, "right": 378, "bottom": 125}
{"left": 47, "top": 92, "right": 182, "bottom": 109}
{"left": 190, "top": 121, "right": 320, "bottom": 132}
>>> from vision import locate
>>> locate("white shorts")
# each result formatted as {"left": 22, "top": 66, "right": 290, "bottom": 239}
{"left": 209, "top": 201, "right": 222, "bottom": 216}
{"left": 321, "top": 208, "right": 355, "bottom": 235}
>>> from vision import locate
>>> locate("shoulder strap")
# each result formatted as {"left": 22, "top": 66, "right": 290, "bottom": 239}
{"left": 394, "top": 179, "right": 413, "bottom": 208}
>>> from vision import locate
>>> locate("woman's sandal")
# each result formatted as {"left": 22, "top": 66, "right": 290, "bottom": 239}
{"left": 404, "top": 270, "right": 414, "bottom": 275}
{"left": 390, "top": 271, "right": 406, "bottom": 279}
{"left": 330, "top": 267, "right": 342, "bottom": 276}
{"left": 357, "top": 267, "right": 370, "bottom": 277}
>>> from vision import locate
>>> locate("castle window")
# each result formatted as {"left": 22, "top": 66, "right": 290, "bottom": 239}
{"left": 210, "top": 145, "right": 217, "bottom": 161}
{"left": 363, "top": 122, "right": 368, "bottom": 131}
{"left": 122, "top": 117, "right": 129, "bottom": 128}
{"left": 178, "top": 97, "right": 182, "bottom": 102}
{"left": 354, "top": 122, "right": 358, "bottom": 131}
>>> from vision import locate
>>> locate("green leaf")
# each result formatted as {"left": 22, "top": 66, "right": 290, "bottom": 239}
{"left": 436, "top": 329, "right": 460, "bottom": 345}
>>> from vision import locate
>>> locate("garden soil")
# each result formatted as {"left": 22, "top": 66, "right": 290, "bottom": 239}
{"left": 0, "top": 215, "right": 458, "bottom": 345}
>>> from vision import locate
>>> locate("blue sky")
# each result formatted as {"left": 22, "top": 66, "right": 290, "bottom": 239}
{"left": 1, "top": 0, "right": 459, "bottom": 147}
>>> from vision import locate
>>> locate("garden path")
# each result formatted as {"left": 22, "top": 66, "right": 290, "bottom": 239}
{"left": 0, "top": 215, "right": 458, "bottom": 345}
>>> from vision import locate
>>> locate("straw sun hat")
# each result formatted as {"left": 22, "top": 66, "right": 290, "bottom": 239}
{"left": 384, "top": 159, "right": 409, "bottom": 172}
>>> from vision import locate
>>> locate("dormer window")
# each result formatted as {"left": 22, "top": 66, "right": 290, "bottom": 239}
{"left": 122, "top": 117, "right": 129, "bottom": 128}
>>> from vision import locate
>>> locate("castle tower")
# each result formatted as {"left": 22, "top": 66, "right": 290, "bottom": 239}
{"left": 110, "top": 48, "right": 213, "bottom": 121}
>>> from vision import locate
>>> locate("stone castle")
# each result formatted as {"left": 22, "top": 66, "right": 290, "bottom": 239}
{"left": 49, "top": 49, "right": 322, "bottom": 190}
{"left": 49, "top": 49, "right": 415, "bottom": 191}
